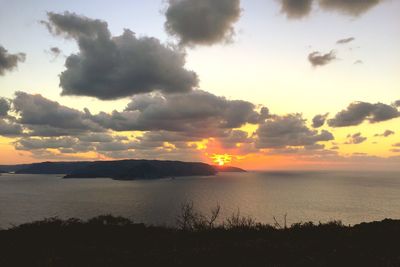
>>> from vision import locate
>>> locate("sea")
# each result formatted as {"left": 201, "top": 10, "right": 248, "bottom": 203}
{"left": 1, "top": 171, "right": 400, "bottom": 228}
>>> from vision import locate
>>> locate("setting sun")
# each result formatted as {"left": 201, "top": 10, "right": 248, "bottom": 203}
{"left": 211, "top": 154, "right": 232, "bottom": 166}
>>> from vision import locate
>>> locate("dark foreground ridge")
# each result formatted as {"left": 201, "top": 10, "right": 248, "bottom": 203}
{"left": 1, "top": 214, "right": 399, "bottom": 267}
{"left": 0, "top": 160, "right": 245, "bottom": 180}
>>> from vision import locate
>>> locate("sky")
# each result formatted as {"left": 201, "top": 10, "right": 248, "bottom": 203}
{"left": 0, "top": 0, "right": 399, "bottom": 170}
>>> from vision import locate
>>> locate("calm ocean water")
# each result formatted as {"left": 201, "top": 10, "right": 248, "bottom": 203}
{"left": 1, "top": 171, "right": 400, "bottom": 228}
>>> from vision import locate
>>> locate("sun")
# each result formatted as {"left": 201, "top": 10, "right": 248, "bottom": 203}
{"left": 211, "top": 154, "right": 232, "bottom": 166}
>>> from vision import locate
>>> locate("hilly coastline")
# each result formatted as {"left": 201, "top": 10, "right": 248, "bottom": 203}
{"left": 0, "top": 160, "right": 246, "bottom": 180}
{"left": 63, "top": 160, "right": 217, "bottom": 180}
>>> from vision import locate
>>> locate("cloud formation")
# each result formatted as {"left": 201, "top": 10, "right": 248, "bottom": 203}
{"left": 312, "top": 113, "right": 329, "bottom": 128}
{"left": 278, "top": 0, "right": 384, "bottom": 19}
{"left": 328, "top": 101, "right": 400, "bottom": 127}
{"left": 308, "top": 51, "right": 336, "bottom": 67}
{"left": 42, "top": 12, "right": 198, "bottom": 100}
{"left": 319, "top": 0, "right": 384, "bottom": 16}
{"left": 345, "top": 132, "right": 367, "bottom": 144}
{"left": 16, "top": 137, "right": 79, "bottom": 150}
{"left": 0, "top": 46, "right": 26, "bottom": 75}
{"left": 336, "top": 37, "right": 355, "bottom": 44}
{"left": 89, "top": 90, "right": 268, "bottom": 135}
{"left": 165, "top": 0, "right": 241, "bottom": 46}
{"left": 49, "top": 47, "right": 62, "bottom": 58}
{"left": 12, "top": 91, "right": 104, "bottom": 135}
{"left": 256, "top": 114, "right": 334, "bottom": 149}
{"left": 0, "top": 98, "right": 10, "bottom": 117}
{"left": 0, "top": 119, "right": 23, "bottom": 136}
{"left": 375, "top": 130, "right": 395, "bottom": 138}
{"left": 3, "top": 89, "right": 398, "bottom": 163}
{"left": 279, "top": 0, "right": 313, "bottom": 19}
{"left": 220, "top": 130, "right": 252, "bottom": 149}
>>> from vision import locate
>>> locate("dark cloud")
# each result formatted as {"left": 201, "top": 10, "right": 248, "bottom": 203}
{"left": 394, "top": 100, "right": 400, "bottom": 107}
{"left": 328, "top": 101, "right": 400, "bottom": 127}
{"left": 96, "top": 141, "right": 137, "bottom": 152}
{"left": 40, "top": 12, "right": 109, "bottom": 39}
{"left": 165, "top": 0, "right": 241, "bottom": 46}
{"left": 100, "top": 144, "right": 203, "bottom": 162}
{"left": 0, "top": 98, "right": 10, "bottom": 117}
{"left": 345, "top": 132, "right": 367, "bottom": 144}
{"left": 136, "top": 131, "right": 199, "bottom": 145}
{"left": 336, "top": 37, "right": 355, "bottom": 44}
{"left": 220, "top": 130, "right": 252, "bottom": 149}
{"left": 12, "top": 92, "right": 104, "bottom": 135}
{"left": 391, "top": 144, "right": 400, "bottom": 153}
{"left": 14, "top": 132, "right": 202, "bottom": 162}
{"left": 15, "top": 135, "right": 130, "bottom": 154}
{"left": 279, "top": 0, "right": 313, "bottom": 19}
{"left": 312, "top": 113, "right": 329, "bottom": 128}
{"left": 255, "top": 114, "right": 334, "bottom": 149}
{"left": 319, "top": 0, "right": 384, "bottom": 16}
{"left": 14, "top": 132, "right": 132, "bottom": 155}
{"left": 375, "top": 130, "right": 395, "bottom": 138}
{"left": 24, "top": 125, "right": 88, "bottom": 137}
{"left": 77, "top": 133, "right": 116, "bottom": 143}
{"left": 49, "top": 47, "right": 62, "bottom": 58}
{"left": 43, "top": 12, "right": 198, "bottom": 100}
{"left": 0, "top": 45, "right": 26, "bottom": 75}
{"left": 89, "top": 90, "right": 268, "bottom": 135}
{"left": 277, "top": 0, "right": 384, "bottom": 20}
{"left": 0, "top": 119, "right": 23, "bottom": 136}
{"left": 308, "top": 51, "right": 336, "bottom": 67}
{"left": 131, "top": 129, "right": 255, "bottom": 155}
{"left": 16, "top": 137, "right": 78, "bottom": 150}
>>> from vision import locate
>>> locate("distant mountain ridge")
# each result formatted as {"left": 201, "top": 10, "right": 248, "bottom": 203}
{"left": 0, "top": 160, "right": 245, "bottom": 180}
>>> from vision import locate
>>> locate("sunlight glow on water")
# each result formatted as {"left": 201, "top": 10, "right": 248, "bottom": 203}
{"left": 1, "top": 171, "right": 400, "bottom": 228}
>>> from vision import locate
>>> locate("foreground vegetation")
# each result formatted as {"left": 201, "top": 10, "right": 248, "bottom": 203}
{"left": 1, "top": 204, "right": 399, "bottom": 266}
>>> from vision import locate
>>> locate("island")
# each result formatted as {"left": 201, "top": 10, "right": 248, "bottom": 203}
{"left": 0, "top": 159, "right": 247, "bottom": 180}
{"left": 63, "top": 160, "right": 217, "bottom": 180}
{"left": 213, "top": 165, "right": 247, "bottom": 173}
{"left": 6, "top": 160, "right": 247, "bottom": 180}
{"left": 14, "top": 161, "right": 92, "bottom": 175}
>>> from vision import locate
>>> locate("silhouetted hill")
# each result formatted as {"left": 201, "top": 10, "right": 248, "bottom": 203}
{"left": 64, "top": 160, "right": 217, "bottom": 180}
{"left": 15, "top": 162, "right": 92, "bottom": 175}
{"left": 0, "top": 216, "right": 399, "bottom": 267}
{"left": 10, "top": 160, "right": 243, "bottom": 180}
{"left": 213, "top": 165, "right": 246, "bottom": 172}
{"left": 0, "top": 164, "right": 29, "bottom": 173}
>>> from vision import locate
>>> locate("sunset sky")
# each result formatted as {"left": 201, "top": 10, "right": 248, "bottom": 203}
{"left": 0, "top": 0, "right": 399, "bottom": 170}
